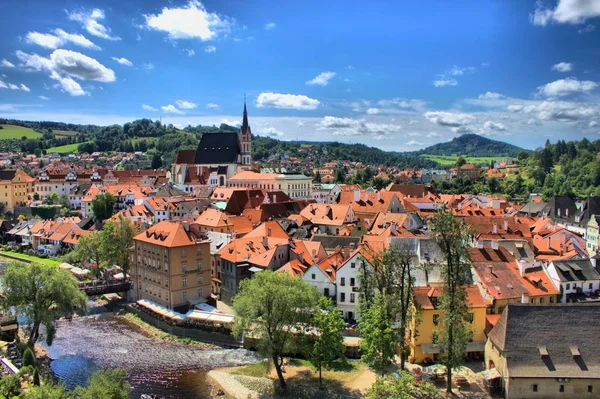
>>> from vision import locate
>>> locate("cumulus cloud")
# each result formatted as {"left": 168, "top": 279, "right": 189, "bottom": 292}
{"left": 49, "top": 72, "right": 86, "bottom": 96}
{"left": 316, "top": 116, "right": 402, "bottom": 138}
{"left": 111, "top": 57, "right": 133, "bottom": 66}
{"left": 589, "top": 121, "right": 598, "bottom": 128}
{"left": 26, "top": 29, "right": 100, "bottom": 50}
{"left": 578, "top": 24, "right": 596, "bottom": 33}
{"left": 508, "top": 100, "right": 598, "bottom": 122}
{"left": 478, "top": 92, "right": 505, "bottom": 100}
{"left": 259, "top": 127, "right": 284, "bottom": 138}
{"left": 206, "top": 103, "right": 219, "bottom": 108}
{"left": 144, "top": 0, "right": 233, "bottom": 41}
{"left": 67, "top": 8, "right": 120, "bottom": 40}
{"left": 0, "top": 79, "right": 31, "bottom": 92}
{"left": 537, "top": 78, "right": 598, "bottom": 97}
{"left": 142, "top": 63, "right": 155, "bottom": 70}
{"left": 38, "top": 95, "right": 49, "bottom": 100}
{"left": 531, "top": 0, "right": 600, "bottom": 26}
{"left": 552, "top": 62, "right": 573, "bottom": 72}
{"left": 377, "top": 98, "right": 427, "bottom": 112}
{"left": 265, "top": 22, "right": 276, "bottom": 30}
{"left": 142, "top": 104, "right": 157, "bottom": 111}
{"left": 161, "top": 104, "right": 185, "bottom": 114}
{"left": 406, "top": 140, "right": 423, "bottom": 146}
{"left": 306, "top": 71, "right": 336, "bottom": 86}
{"left": 19, "top": 84, "right": 30, "bottom": 92}
{"left": 424, "top": 111, "right": 475, "bottom": 127}
{"left": 256, "top": 92, "right": 320, "bottom": 110}
{"left": 483, "top": 121, "right": 507, "bottom": 131}
{"left": 204, "top": 46, "right": 216, "bottom": 53}
{"left": 409, "top": 120, "right": 419, "bottom": 126}
{"left": 448, "top": 65, "right": 475, "bottom": 76}
{"left": 221, "top": 119, "right": 241, "bottom": 127}
{"left": 433, "top": 78, "right": 458, "bottom": 87}
{"left": 186, "top": 49, "right": 195, "bottom": 56}
{"left": 366, "top": 108, "right": 379, "bottom": 115}
{"left": 1, "top": 59, "right": 14, "bottom": 68}
{"left": 175, "top": 100, "right": 197, "bottom": 109}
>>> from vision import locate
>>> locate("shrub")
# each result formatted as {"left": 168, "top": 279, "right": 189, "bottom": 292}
{"left": 23, "top": 347, "right": 35, "bottom": 368}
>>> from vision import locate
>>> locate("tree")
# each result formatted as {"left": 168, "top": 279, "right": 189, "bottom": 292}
{"left": 32, "top": 192, "right": 40, "bottom": 201}
{"left": 1, "top": 261, "right": 87, "bottom": 345}
{"left": 232, "top": 270, "right": 321, "bottom": 390}
{"left": 334, "top": 168, "right": 346, "bottom": 183}
{"left": 430, "top": 211, "right": 472, "bottom": 394}
{"left": 306, "top": 297, "right": 346, "bottom": 389}
{"left": 366, "top": 373, "right": 443, "bottom": 399}
{"left": 0, "top": 373, "right": 21, "bottom": 397}
{"left": 151, "top": 152, "right": 162, "bottom": 169}
{"left": 23, "top": 347, "right": 35, "bottom": 368}
{"left": 99, "top": 216, "right": 136, "bottom": 276}
{"left": 21, "top": 383, "right": 70, "bottom": 399}
{"left": 72, "top": 368, "right": 130, "bottom": 399}
{"left": 91, "top": 192, "right": 116, "bottom": 221}
{"left": 33, "top": 368, "right": 40, "bottom": 386}
{"left": 59, "top": 195, "right": 71, "bottom": 210}
{"left": 314, "top": 171, "right": 322, "bottom": 183}
{"left": 74, "top": 232, "right": 103, "bottom": 270}
{"left": 358, "top": 294, "right": 396, "bottom": 376}
{"left": 455, "top": 156, "right": 467, "bottom": 167}
{"left": 47, "top": 191, "right": 59, "bottom": 204}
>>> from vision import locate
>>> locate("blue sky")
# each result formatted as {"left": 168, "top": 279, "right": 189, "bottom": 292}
{"left": 0, "top": 0, "right": 599, "bottom": 151}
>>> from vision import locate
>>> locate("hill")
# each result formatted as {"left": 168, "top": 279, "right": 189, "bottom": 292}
{"left": 0, "top": 124, "right": 43, "bottom": 139}
{"left": 417, "top": 134, "right": 525, "bottom": 157}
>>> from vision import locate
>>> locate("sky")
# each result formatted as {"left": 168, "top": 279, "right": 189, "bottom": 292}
{"left": 0, "top": 0, "right": 599, "bottom": 151}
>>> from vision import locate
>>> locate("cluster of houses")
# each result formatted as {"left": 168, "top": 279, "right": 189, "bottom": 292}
{"left": 1, "top": 107, "right": 599, "bottom": 398}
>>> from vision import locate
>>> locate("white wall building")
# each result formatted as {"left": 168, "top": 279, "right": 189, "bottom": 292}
{"left": 546, "top": 259, "right": 600, "bottom": 302}
{"left": 335, "top": 248, "right": 373, "bottom": 321}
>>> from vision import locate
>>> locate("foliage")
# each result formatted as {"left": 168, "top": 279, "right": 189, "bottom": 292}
{"left": 91, "top": 192, "right": 116, "bottom": 221}
{"left": 21, "top": 383, "right": 70, "bottom": 399}
{"left": 23, "top": 347, "right": 35, "bottom": 368}
{"left": 232, "top": 270, "right": 321, "bottom": 390}
{"left": 416, "top": 133, "right": 524, "bottom": 157}
{"left": 1, "top": 261, "right": 87, "bottom": 345}
{"left": 98, "top": 216, "right": 136, "bottom": 275}
{"left": 366, "top": 373, "right": 443, "bottom": 399}
{"left": 0, "top": 373, "right": 21, "bottom": 397}
{"left": 306, "top": 297, "right": 346, "bottom": 388}
{"left": 430, "top": 211, "right": 472, "bottom": 393}
{"left": 358, "top": 294, "right": 396, "bottom": 376}
{"left": 33, "top": 368, "right": 40, "bottom": 386}
{"left": 72, "top": 368, "right": 130, "bottom": 399}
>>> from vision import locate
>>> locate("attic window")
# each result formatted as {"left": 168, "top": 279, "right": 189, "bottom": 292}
{"left": 538, "top": 346, "right": 549, "bottom": 357}
{"left": 570, "top": 346, "right": 580, "bottom": 357}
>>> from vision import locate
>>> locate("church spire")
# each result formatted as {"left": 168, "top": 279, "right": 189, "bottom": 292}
{"left": 242, "top": 94, "right": 249, "bottom": 133}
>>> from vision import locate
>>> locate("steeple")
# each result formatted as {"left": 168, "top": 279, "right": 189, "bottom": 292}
{"left": 239, "top": 95, "right": 252, "bottom": 166}
{"left": 242, "top": 94, "right": 249, "bottom": 134}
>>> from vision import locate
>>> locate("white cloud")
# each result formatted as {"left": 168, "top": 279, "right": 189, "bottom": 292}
{"left": 483, "top": 120, "right": 507, "bottom": 131}
{"left": 406, "top": 140, "right": 423, "bottom": 146}
{"left": 144, "top": 0, "right": 233, "bottom": 41}
{"left": 448, "top": 65, "right": 475, "bottom": 76}
{"left": 8, "top": 83, "right": 19, "bottom": 90}
{"left": 409, "top": 120, "right": 419, "bottom": 126}
{"left": 20, "top": 84, "right": 30, "bottom": 92}
{"left": 142, "top": 63, "right": 155, "bottom": 70}
{"left": 259, "top": 127, "right": 284, "bottom": 138}
{"left": 589, "top": 121, "right": 598, "bottom": 128}
{"left": 377, "top": 98, "right": 427, "bottom": 111}
{"left": 206, "top": 103, "right": 220, "bottom": 108}
{"left": 111, "top": 57, "right": 133, "bottom": 67}
{"left": 366, "top": 108, "right": 379, "bottom": 115}
{"left": 67, "top": 8, "right": 120, "bottom": 40}
{"left": 204, "top": 46, "right": 216, "bottom": 53}
{"left": 306, "top": 71, "right": 336, "bottom": 86}
{"left": 0, "top": 81, "right": 7, "bottom": 89}
{"left": 433, "top": 78, "right": 458, "bottom": 87}
{"left": 186, "top": 49, "right": 195, "bottom": 56}
{"left": 538, "top": 78, "right": 598, "bottom": 97}
{"left": 478, "top": 91, "right": 505, "bottom": 100}
{"left": 49, "top": 72, "right": 86, "bottom": 96}
{"left": 161, "top": 104, "right": 185, "bottom": 114}
{"left": 38, "top": 95, "right": 49, "bottom": 100}
{"left": 0, "top": 79, "right": 32, "bottom": 92}
{"left": 427, "top": 132, "right": 440, "bottom": 138}
{"left": 508, "top": 100, "right": 598, "bottom": 122}
{"left": 175, "top": 100, "right": 197, "bottom": 109}
{"left": 578, "top": 24, "right": 596, "bottom": 33}
{"left": 265, "top": 22, "right": 276, "bottom": 30}
{"left": 425, "top": 111, "right": 475, "bottom": 128}
{"left": 26, "top": 29, "right": 100, "bottom": 50}
{"left": 221, "top": 119, "right": 241, "bottom": 127}
{"left": 531, "top": 0, "right": 600, "bottom": 25}
{"left": 316, "top": 116, "right": 402, "bottom": 138}
{"left": 142, "top": 104, "right": 157, "bottom": 111}
{"left": 552, "top": 62, "right": 573, "bottom": 72}
{"left": 256, "top": 92, "right": 320, "bottom": 110}
{"left": 1, "top": 59, "right": 15, "bottom": 68}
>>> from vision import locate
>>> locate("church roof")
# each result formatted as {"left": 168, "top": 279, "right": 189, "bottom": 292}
{"left": 194, "top": 132, "right": 240, "bottom": 164}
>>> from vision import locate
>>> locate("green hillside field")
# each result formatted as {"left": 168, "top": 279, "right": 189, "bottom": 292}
{"left": 421, "top": 154, "right": 503, "bottom": 166}
{"left": 0, "top": 124, "right": 42, "bottom": 139}
{"left": 47, "top": 142, "right": 87, "bottom": 153}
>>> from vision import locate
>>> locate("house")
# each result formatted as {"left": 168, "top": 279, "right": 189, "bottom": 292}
{"left": 586, "top": 215, "right": 600, "bottom": 256}
{"left": 485, "top": 304, "right": 600, "bottom": 399}
{"left": 457, "top": 164, "right": 482, "bottom": 180}
{"left": 302, "top": 249, "right": 345, "bottom": 299}
{"left": 546, "top": 259, "right": 600, "bottom": 303}
{"left": 299, "top": 203, "right": 357, "bottom": 234}
{"left": 130, "top": 220, "right": 212, "bottom": 311}
{"left": 335, "top": 244, "right": 376, "bottom": 321}
{"left": 410, "top": 285, "right": 488, "bottom": 363}
{"left": 532, "top": 226, "right": 587, "bottom": 262}
{"left": 227, "top": 170, "right": 313, "bottom": 199}
{"left": 0, "top": 169, "right": 35, "bottom": 211}
{"left": 336, "top": 190, "right": 405, "bottom": 223}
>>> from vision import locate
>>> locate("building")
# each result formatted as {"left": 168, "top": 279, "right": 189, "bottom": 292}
{"left": 302, "top": 249, "right": 346, "bottom": 299}
{"left": 130, "top": 220, "right": 212, "bottom": 311}
{"left": 586, "top": 215, "right": 600, "bottom": 256}
{"left": 457, "top": 164, "right": 482, "bottom": 180}
{"left": 171, "top": 100, "right": 252, "bottom": 187}
{"left": 299, "top": 203, "right": 357, "bottom": 234}
{"left": 546, "top": 259, "right": 600, "bottom": 303}
{"left": 485, "top": 304, "right": 600, "bottom": 399}
{"left": 410, "top": 285, "right": 488, "bottom": 363}
{"left": 0, "top": 169, "right": 35, "bottom": 212}
{"left": 335, "top": 244, "right": 375, "bottom": 321}
{"left": 227, "top": 170, "right": 313, "bottom": 199}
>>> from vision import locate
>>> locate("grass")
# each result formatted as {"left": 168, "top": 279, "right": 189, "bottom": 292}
{"left": 0, "top": 125, "right": 42, "bottom": 140}
{"left": 421, "top": 154, "right": 502, "bottom": 166}
{"left": 0, "top": 250, "right": 61, "bottom": 266}
{"left": 47, "top": 142, "right": 85, "bottom": 153}
{"left": 53, "top": 129, "right": 79, "bottom": 137}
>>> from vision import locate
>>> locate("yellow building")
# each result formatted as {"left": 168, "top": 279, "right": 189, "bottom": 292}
{"left": 0, "top": 169, "right": 35, "bottom": 212}
{"left": 131, "top": 220, "right": 212, "bottom": 310}
{"left": 227, "top": 170, "right": 313, "bottom": 199}
{"left": 409, "top": 285, "right": 488, "bottom": 363}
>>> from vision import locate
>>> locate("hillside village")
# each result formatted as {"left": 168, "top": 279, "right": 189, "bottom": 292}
{"left": 0, "top": 106, "right": 599, "bottom": 399}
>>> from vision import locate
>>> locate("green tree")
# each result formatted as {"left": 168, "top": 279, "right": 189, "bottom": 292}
{"left": 1, "top": 261, "right": 87, "bottom": 345}
{"left": 33, "top": 368, "right": 40, "bottom": 386}
{"left": 32, "top": 192, "right": 40, "bottom": 201}
{"left": 334, "top": 168, "right": 346, "bottom": 183}
{"left": 47, "top": 191, "right": 59, "bottom": 204}
{"left": 74, "top": 232, "right": 103, "bottom": 270}
{"left": 59, "top": 195, "right": 71, "bottom": 210}
{"left": 21, "top": 383, "right": 70, "bottom": 399}
{"left": 91, "top": 192, "right": 116, "bottom": 221}
{"left": 366, "top": 373, "right": 443, "bottom": 399}
{"left": 232, "top": 270, "right": 321, "bottom": 390}
{"left": 455, "top": 156, "right": 467, "bottom": 167}
{"left": 99, "top": 216, "right": 136, "bottom": 277}
{"left": 0, "top": 373, "right": 21, "bottom": 397}
{"left": 430, "top": 211, "right": 472, "bottom": 394}
{"left": 314, "top": 171, "right": 322, "bottom": 183}
{"left": 151, "top": 153, "right": 162, "bottom": 169}
{"left": 23, "top": 347, "right": 35, "bottom": 368}
{"left": 307, "top": 297, "right": 346, "bottom": 389}
{"left": 72, "top": 368, "right": 130, "bottom": 399}
{"left": 358, "top": 294, "right": 396, "bottom": 376}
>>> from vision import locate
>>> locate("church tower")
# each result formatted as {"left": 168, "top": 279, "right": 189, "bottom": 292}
{"left": 239, "top": 96, "right": 252, "bottom": 166}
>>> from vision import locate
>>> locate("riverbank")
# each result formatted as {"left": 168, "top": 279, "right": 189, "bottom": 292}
{"left": 0, "top": 250, "right": 61, "bottom": 266}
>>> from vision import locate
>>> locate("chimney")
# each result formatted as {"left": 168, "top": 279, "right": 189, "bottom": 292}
{"left": 518, "top": 260, "right": 526, "bottom": 277}
{"left": 353, "top": 190, "right": 360, "bottom": 203}
{"left": 364, "top": 192, "right": 369, "bottom": 203}
{"left": 342, "top": 245, "right": 350, "bottom": 260}
{"left": 560, "top": 233, "right": 566, "bottom": 246}
{"left": 273, "top": 194, "right": 277, "bottom": 203}
{"left": 503, "top": 219, "right": 508, "bottom": 232}
{"left": 521, "top": 292, "right": 530, "bottom": 304}
{"left": 492, "top": 224, "right": 498, "bottom": 234}
{"left": 390, "top": 223, "right": 397, "bottom": 235}
{"left": 182, "top": 221, "right": 189, "bottom": 231}
{"left": 491, "top": 241, "right": 499, "bottom": 250}
{"left": 262, "top": 236, "right": 268, "bottom": 248}
{"left": 376, "top": 191, "right": 381, "bottom": 202}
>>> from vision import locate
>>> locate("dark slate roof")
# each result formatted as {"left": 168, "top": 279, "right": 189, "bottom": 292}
{"left": 194, "top": 133, "right": 240, "bottom": 164}
{"left": 311, "top": 234, "right": 360, "bottom": 251}
{"left": 488, "top": 304, "right": 600, "bottom": 379}
{"left": 551, "top": 259, "right": 600, "bottom": 282}
{"left": 518, "top": 200, "right": 548, "bottom": 216}
{"left": 543, "top": 195, "right": 577, "bottom": 223}
{"left": 578, "top": 195, "right": 600, "bottom": 226}
{"left": 149, "top": 183, "right": 187, "bottom": 197}
{"left": 0, "top": 170, "right": 16, "bottom": 181}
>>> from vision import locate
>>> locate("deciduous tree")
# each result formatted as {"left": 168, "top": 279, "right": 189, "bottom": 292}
{"left": 366, "top": 373, "right": 443, "bottom": 399}
{"left": 358, "top": 294, "right": 395, "bottom": 376}
{"left": 91, "top": 192, "right": 116, "bottom": 221}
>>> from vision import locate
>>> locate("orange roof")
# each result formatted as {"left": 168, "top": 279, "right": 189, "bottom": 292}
{"left": 228, "top": 216, "right": 254, "bottom": 236}
{"left": 314, "top": 250, "right": 345, "bottom": 282}
{"left": 244, "top": 220, "right": 289, "bottom": 239}
{"left": 228, "top": 170, "right": 280, "bottom": 180}
{"left": 413, "top": 285, "right": 488, "bottom": 310}
{"left": 337, "top": 191, "right": 400, "bottom": 214}
{"left": 299, "top": 203, "right": 353, "bottom": 226}
{"left": 63, "top": 228, "right": 91, "bottom": 245}
{"left": 195, "top": 208, "right": 231, "bottom": 228}
{"left": 134, "top": 220, "right": 208, "bottom": 248}
{"left": 370, "top": 212, "right": 409, "bottom": 235}
{"left": 277, "top": 259, "right": 307, "bottom": 277}
{"left": 217, "top": 236, "right": 288, "bottom": 263}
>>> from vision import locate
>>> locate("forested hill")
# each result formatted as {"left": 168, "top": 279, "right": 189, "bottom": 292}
{"left": 417, "top": 134, "right": 525, "bottom": 157}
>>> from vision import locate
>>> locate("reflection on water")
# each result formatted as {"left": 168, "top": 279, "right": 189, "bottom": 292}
{"left": 45, "top": 309, "right": 260, "bottom": 399}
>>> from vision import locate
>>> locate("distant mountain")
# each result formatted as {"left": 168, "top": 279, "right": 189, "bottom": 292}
{"left": 417, "top": 134, "right": 525, "bottom": 157}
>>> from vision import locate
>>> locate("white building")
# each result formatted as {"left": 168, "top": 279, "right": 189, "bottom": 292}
{"left": 335, "top": 246, "right": 374, "bottom": 321}
{"left": 227, "top": 170, "right": 313, "bottom": 199}
{"left": 546, "top": 259, "right": 600, "bottom": 302}
{"left": 303, "top": 250, "right": 346, "bottom": 299}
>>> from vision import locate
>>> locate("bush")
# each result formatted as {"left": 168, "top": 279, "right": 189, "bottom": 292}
{"left": 33, "top": 368, "right": 40, "bottom": 386}
{"left": 23, "top": 347, "right": 35, "bottom": 368}
{"left": 0, "top": 374, "right": 21, "bottom": 397}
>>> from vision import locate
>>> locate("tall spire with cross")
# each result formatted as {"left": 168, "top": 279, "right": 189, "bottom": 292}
{"left": 239, "top": 95, "right": 252, "bottom": 166}
{"left": 242, "top": 94, "right": 249, "bottom": 134}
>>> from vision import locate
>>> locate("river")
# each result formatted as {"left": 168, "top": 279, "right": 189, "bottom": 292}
{"left": 43, "top": 305, "right": 260, "bottom": 399}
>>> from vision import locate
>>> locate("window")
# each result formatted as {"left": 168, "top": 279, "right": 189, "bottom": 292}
{"left": 532, "top": 384, "right": 538, "bottom": 392}
{"left": 540, "top": 297, "right": 544, "bottom": 303}
{"left": 559, "top": 385, "right": 564, "bottom": 393}
{"left": 198, "top": 289, "right": 203, "bottom": 298}
{"left": 340, "top": 293, "right": 345, "bottom": 302}
{"left": 350, "top": 278, "right": 355, "bottom": 287}
{"left": 181, "top": 263, "right": 187, "bottom": 273}
{"left": 530, "top": 298, "right": 535, "bottom": 303}
{"left": 182, "top": 277, "right": 187, "bottom": 287}
{"left": 165, "top": 277, "right": 169, "bottom": 287}
{"left": 197, "top": 274, "right": 203, "bottom": 284}
{"left": 197, "top": 261, "right": 202, "bottom": 270}
{"left": 183, "top": 291, "right": 188, "bottom": 301}
{"left": 550, "top": 296, "right": 554, "bottom": 303}
{"left": 588, "top": 386, "right": 593, "bottom": 393}
{"left": 433, "top": 314, "right": 440, "bottom": 325}
{"left": 566, "top": 283, "right": 570, "bottom": 290}
{"left": 350, "top": 293, "right": 355, "bottom": 303}
{"left": 181, "top": 248, "right": 186, "bottom": 257}
{"left": 590, "top": 283, "right": 593, "bottom": 290}
{"left": 351, "top": 262, "right": 356, "bottom": 269}
{"left": 340, "top": 277, "right": 346, "bottom": 286}
{"left": 197, "top": 247, "right": 202, "bottom": 255}
{"left": 324, "top": 288, "right": 330, "bottom": 296}
{"left": 466, "top": 313, "right": 474, "bottom": 323}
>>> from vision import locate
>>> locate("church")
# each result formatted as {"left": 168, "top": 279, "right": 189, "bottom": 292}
{"left": 171, "top": 100, "right": 252, "bottom": 190}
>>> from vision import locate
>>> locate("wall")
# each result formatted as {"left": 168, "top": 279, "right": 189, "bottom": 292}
{"left": 507, "top": 377, "right": 599, "bottom": 399}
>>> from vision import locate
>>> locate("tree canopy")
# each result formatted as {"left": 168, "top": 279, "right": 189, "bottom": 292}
{"left": 91, "top": 192, "right": 116, "bottom": 221}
